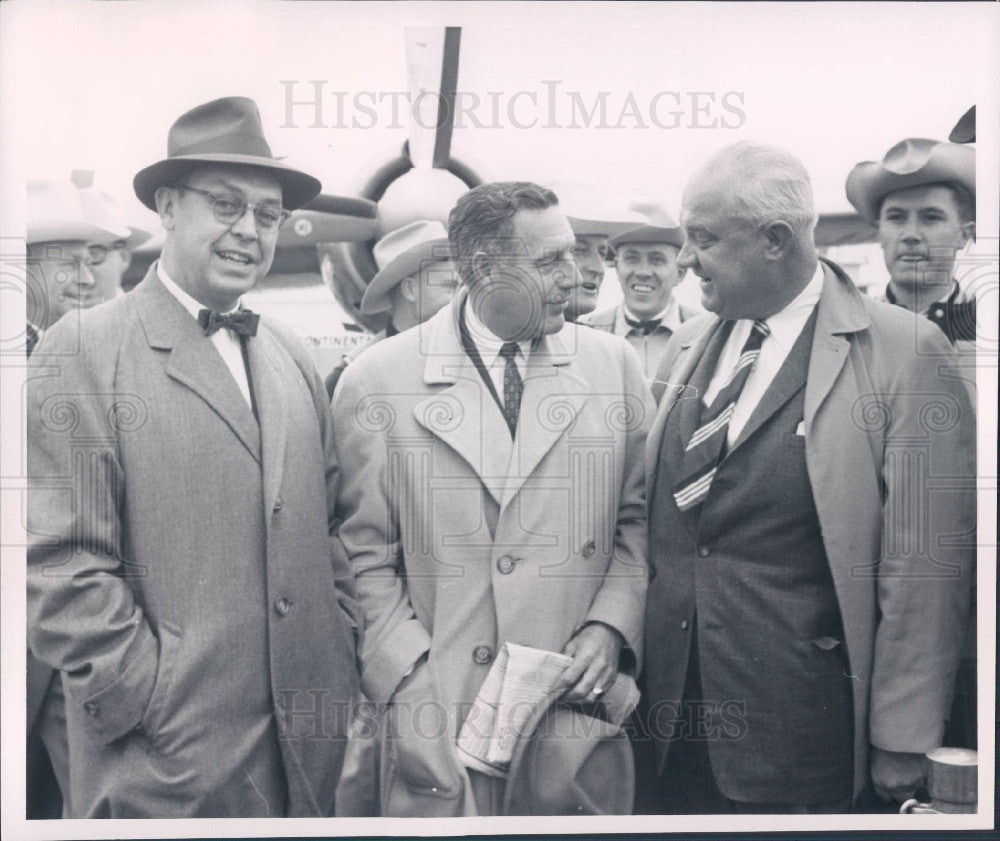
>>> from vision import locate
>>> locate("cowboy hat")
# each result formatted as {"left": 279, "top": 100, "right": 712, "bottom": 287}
{"left": 360, "top": 220, "right": 451, "bottom": 315}
{"left": 845, "top": 138, "right": 975, "bottom": 224}
{"left": 608, "top": 202, "right": 684, "bottom": 251}
{"left": 949, "top": 106, "right": 975, "bottom": 145}
{"left": 133, "top": 96, "right": 321, "bottom": 212}
{"left": 27, "top": 179, "right": 131, "bottom": 245}
{"left": 502, "top": 677, "right": 639, "bottom": 816}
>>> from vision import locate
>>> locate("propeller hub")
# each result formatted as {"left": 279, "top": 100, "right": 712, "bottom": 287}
{"left": 377, "top": 168, "right": 469, "bottom": 237}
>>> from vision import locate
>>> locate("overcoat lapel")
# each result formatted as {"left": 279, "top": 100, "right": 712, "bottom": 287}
{"left": 245, "top": 327, "right": 289, "bottom": 517}
{"left": 134, "top": 267, "right": 261, "bottom": 464}
{"left": 502, "top": 338, "right": 587, "bottom": 510}
{"left": 804, "top": 260, "right": 870, "bottom": 433}
{"left": 412, "top": 296, "right": 511, "bottom": 507}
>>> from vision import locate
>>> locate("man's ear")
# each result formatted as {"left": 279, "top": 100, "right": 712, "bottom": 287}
{"left": 154, "top": 186, "right": 178, "bottom": 231}
{"left": 762, "top": 221, "right": 795, "bottom": 259}
{"left": 120, "top": 249, "right": 133, "bottom": 271}
{"left": 399, "top": 275, "right": 418, "bottom": 303}
{"left": 959, "top": 220, "right": 976, "bottom": 246}
{"left": 472, "top": 251, "right": 492, "bottom": 283}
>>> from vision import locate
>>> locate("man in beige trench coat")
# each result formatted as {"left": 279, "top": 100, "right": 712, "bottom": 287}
{"left": 332, "top": 181, "right": 653, "bottom": 816}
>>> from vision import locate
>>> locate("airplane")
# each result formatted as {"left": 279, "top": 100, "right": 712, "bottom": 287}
{"left": 120, "top": 26, "right": 884, "bottom": 382}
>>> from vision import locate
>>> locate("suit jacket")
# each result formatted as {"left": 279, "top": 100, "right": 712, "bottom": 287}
{"left": 27, "top": 266, "right": 360, "bottom": 817}
{"left": 331, "top": 290, "right": 653, "bottom": 815}
{"left": 644, "top": 259, "right": 976, "bottom": 799}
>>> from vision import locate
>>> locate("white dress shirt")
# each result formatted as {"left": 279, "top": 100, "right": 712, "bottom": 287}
{"left": 157, "top": 262, "right": 253, "bottom": 409}
{"left": 703, "top": 261, "right": 824, "bottom": 446}
{"left": 463, "top": 298, "right": 531, "bottom": 398}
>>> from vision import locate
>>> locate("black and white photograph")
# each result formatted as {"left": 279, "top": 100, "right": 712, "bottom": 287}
{"left": 1, "top": 0, "right": 996, "bottom": 837}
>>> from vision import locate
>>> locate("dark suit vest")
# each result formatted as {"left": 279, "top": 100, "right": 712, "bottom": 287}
{"left": 644, "top": 310, "right": 854, "bottom": 804}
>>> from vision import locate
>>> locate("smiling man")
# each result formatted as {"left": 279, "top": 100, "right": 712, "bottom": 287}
{"left": 638, "top": 142, "right": 974, "bottom": 814}
{"left": 26, "top": 97, "right": 360, "bottom": 818}
{"left": 332, "top": 182, "right": 652, "bottom": 816}
{"left": 582, "top": 204, "right": 695, "bottom": 384}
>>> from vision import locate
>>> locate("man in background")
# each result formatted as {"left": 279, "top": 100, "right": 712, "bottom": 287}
{"left": 324, "top": 220, "right": 459, "bottom": 399}
{"left": 24, "top": 175, "right": 148, "bottom": 818}
{"left": 582, "top": 204, "right": 695, "bottom": 383}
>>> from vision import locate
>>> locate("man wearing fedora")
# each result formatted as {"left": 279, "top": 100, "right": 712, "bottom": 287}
{"left": 24, "top": 175, "right": 148, "bottom": 818}
{"left": 324, "top": 220, "right": 459, "bottom": 399}
{"left": 847, "top": 138, "right": 979, "bottom": 754}
{"left": 846, "top": 139, "right": 977, "bottom": 365}
{"left": 581, "top": 204, "right": 696, "bottom": 384}
{"left": 639, "top": 142, "right": 974, "bottom": 813}
{"left": 331, "top": 181, "right": 651, "bottom": 816}
{"left": 26, "top": 96, "right": 360, "bottom": 817}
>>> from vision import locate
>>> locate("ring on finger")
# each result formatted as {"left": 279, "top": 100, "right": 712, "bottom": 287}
{"left": 592, "top": 685, "right": 604, "bottom": 696}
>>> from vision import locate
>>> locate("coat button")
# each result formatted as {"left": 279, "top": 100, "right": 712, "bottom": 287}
{"left": 84, "top": 701, "right": 99, "bottom": 717}
{"left": 582, "top": 539, "right": 597, "bottom": 558}
{"left": 680, "top": 619, "right": 689, "bottom": 630}
{"left": 274, "top": 596, "right": 292, "bottom": 616}
{"left": 472, "top": 645, "right": 494, "bottom": 665}
{"left": 273, "top": 497, "right": 283, "bottom": 513}
{"left": 497, "top": 555, "right": 516, "bottom": 574}
{"left": 697, "top": 546, "right": 711, "bottom": 558}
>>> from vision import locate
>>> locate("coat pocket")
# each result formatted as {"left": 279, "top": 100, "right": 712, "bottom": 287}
{"left": 140, "top": 621, "right": 183, "bottom": 748}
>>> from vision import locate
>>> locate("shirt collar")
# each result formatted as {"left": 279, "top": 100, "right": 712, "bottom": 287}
{"left": 621, "top": 297, "right": 682, "bottom": 332}
{"left": 156, "top": 261, "right": 241, "bottom": 320}
{"left": 757, "top": 260, "right": 824, "bottom": 352}
{"left": 885, "top": 279, "right": 965, "bottom": 314}
{"left": 463, "top": 298, "right": 532, "bottom": 367}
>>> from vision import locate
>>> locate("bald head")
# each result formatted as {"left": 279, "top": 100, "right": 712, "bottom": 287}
{"left": 677, "top": 142, "right": 819, "bottom": 320}
{"left": 684, "top": 141, "right": 818, "bottom": 240}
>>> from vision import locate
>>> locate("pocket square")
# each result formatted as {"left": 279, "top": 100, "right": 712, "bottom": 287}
{"left": 795, "top": 421, "right": 806, "bottom": 436}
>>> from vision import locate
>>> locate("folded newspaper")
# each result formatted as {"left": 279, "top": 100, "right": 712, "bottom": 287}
{"left": 455, "top": 642, "right": 639, "bottom": 779}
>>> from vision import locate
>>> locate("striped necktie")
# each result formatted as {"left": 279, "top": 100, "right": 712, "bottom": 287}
{"left": 499, "top": 341, "right": 523, "bottom": 438}
{"left": 672, "top": 319, "right": 771, "bottom": 513}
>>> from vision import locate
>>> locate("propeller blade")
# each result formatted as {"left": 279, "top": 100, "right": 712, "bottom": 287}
{"left": 404, "top": 26, "right": 462, "bottom": 169}
{"left": 278, "top": 194, "right": 379, "bottom": 248}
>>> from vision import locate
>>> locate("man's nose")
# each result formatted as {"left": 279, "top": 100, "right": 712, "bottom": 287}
{"left": 676, "top": 240, "right": 696, "bottom": 270}
{"left": 230, "top": 206, "right": 259, "bottom": 238}
{"left": 76, "top": 261, "right": 97, "bottom": 286}
{"left": 557, "top": 260, "right": 581, "bottom": 289}
{"left": 900, "top": 221, "right": 922, "bottom": 243}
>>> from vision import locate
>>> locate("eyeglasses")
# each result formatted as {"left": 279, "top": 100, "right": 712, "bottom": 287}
{"left": 175, "top": 185, "right": 290, "bottom": 232}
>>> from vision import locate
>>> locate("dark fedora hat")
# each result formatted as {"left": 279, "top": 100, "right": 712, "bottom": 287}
{"left": 502, "top": 681, "right": 637, "bottom": 816}
{"left": 134, "top": 97, "right": 321, "bottom": 211}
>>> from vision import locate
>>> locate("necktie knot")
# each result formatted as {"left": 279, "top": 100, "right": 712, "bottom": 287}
{"left": 499, "top": 341, "right": 520, "bottom": 361}
{"left": 198, "top": 308, "right": 259, "bottom": 337}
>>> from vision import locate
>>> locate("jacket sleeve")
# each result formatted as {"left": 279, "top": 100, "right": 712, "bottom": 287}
{"left": 330, "top": 363, "right": 432, "bottom": 704}
{"left": 26, "top": 324, "right": 158, "bottom": 746}
{"left": 582, "top": 340, "right": 654, "bottom": 672}
{"left": 868, "top": 325, "right": 976, "bottom": 752}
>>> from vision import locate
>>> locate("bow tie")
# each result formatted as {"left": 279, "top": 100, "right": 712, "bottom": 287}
{"left": 197, "top": 308, "right": 259, "bottom": 337}
{"left": 624, "top": 314, "right": 662, "bottom": 336}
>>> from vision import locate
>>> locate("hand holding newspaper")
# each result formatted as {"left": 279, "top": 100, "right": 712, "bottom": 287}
{"left": 456, "top": 642, "right": 639, "bottom": 778}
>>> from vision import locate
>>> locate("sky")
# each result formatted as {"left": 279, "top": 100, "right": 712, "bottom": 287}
{"left": 2, "top": 0, "right": 997, "bottom": 235}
